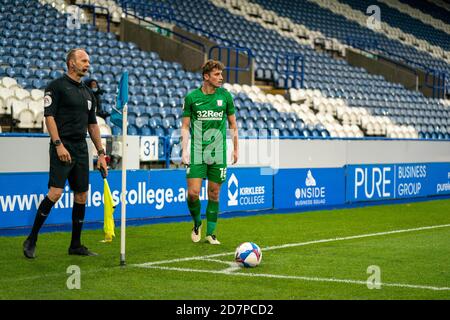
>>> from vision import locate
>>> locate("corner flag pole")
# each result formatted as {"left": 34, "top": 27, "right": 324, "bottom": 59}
{"left": 112, "top": 71, "right": 129, "bottom": 267}
{"left": 120, "top": 102, "right": 128, "bottom": 266}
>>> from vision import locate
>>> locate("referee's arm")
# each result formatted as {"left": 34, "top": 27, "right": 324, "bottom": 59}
{"left": 46, "top": 116, "right": 72, "bottom": 163}
{"left": 88, "top": 124, "right": 108, "bottom": 175}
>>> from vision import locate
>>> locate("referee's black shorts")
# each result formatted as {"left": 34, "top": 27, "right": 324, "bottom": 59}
{"left": 48, "top": 139, "right": 90, "bottom": 193}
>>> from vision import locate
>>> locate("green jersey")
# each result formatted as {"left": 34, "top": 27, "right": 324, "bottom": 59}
{"left": 182, "top": 87, "right": 235, "bottom": 165}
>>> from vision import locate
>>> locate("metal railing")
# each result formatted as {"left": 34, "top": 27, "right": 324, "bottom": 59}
{"left": 275, "top": 53, "right": 305, "bottom": 90}
{"left": 208, "top": 45, "right": 253, "bottom": 83}
{"left": 78, "top": 4, "right": 111, "bottom": 33}
{"left": 424, "top": 69, "right": 448, "bottom": 99}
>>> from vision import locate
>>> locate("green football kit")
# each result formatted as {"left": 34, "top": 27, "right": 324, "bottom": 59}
{"left": 182, "top": 87, "right": 235, "bottom": 184}
{"left": 183, "top": 86, "right": 236, "bottom": 239}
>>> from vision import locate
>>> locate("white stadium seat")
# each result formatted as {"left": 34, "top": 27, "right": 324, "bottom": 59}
{"left": 1, "top": 77, "right": 18, "bottom": 89}
{"left": 0, "top": 88, "right": 14, "bottom": 115}
{"left": 14, "top": 88, "right": 31, "bottom": 102}
{"left": 17, "top": 109, "right": 36, "bottom": 129}
{"left": 11, "top": 100, "right": 29, "bottom": 119}
{"left": 28, "top": 100, "right": 44, "bottom": 117}
{"left": 30, "top": 89, "right": 45, "bottom": 101}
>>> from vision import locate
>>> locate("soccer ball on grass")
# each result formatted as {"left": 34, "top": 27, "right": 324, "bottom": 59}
{"left": 235, "top": 242, "right": 262, "bottom": 268}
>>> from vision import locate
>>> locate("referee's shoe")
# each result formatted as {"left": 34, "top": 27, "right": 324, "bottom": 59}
{"left": 68, "top": 245, "right": 98, "bottom": 256}
{"left": 23, "top": 237, "right": 37, "bottom": 259}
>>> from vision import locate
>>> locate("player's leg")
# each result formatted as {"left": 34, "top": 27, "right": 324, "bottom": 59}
{"left": 187, "top": 178, "right": 203, "bottom": 242}
{"left": 70, "top": 191, "right": 87, "bottom": 248}
{"left": 205, "top": 164, "right": 227, "bottom": 245}
{"left": 205, "top": 180, "right": 221, "bottom": 244}
{"left": 28, "top": 187, "right": 62, "bottom": 242}
{"left": 186, "top": 163, "right": 207, "bottom": 242}
{"left": 23, "top": 143, "right": 71, "bottom": 259}
{"left": 23, "top": 187, "right": 63, "bottom": 259}
{"left": 67, "top": 141, "right": 97, "bottom": 256}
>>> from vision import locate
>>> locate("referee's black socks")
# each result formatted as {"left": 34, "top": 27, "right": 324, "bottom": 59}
{"left": 28, "top": 196, "right": 55, "bottom": 242}
{"left": 70, "top": 202, "right": 86, "bottom": 249}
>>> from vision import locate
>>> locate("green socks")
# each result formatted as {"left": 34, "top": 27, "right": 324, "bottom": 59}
{"left": 188, "top": 199, "right": 220, "bottom": 235}
{"left": 187, "top": 199, "right": 202, "bottom": 227}
{"left": 206, "top": 200, "right": 219, "bottom": 236}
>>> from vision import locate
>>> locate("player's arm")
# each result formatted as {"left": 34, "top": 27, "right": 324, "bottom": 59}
{"left": 228, "top": 114, "right": 239, "bottom": 164}
{"left": 181, "top": 95, "right": 193, "bottom": 165}
{"left": 181, "top": 117, "right": 191, "bottom": 165}
{"left": 225, "top": 90, "right": 238, "bottom": 164}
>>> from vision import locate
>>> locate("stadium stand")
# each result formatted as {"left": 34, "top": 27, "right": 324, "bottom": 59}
{"left": 0, "top": 0, "right": 449, "bottom": 147}
{"left": 247, "top": 0, "right": 449, "bottom": 75}
{"left": 391, "top": 0, "right": 450, "bottom": 30}
{"left": 109, "top": 0, "right": 450, "bottom": 139}
{"left": 335, "top": 0, "right": 449, "bottom": 51}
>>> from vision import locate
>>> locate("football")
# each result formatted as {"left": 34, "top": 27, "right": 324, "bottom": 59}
{"left": 235, "top": 242, "right": 262, "bottom": 267}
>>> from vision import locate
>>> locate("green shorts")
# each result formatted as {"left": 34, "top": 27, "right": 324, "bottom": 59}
{"left": 186, "top": 163, "right": 227, "bottom": 184}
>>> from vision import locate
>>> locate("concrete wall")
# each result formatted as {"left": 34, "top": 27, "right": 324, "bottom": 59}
{"left": 346, "top": 48, "right": 419, "bottom": 92}
{"left": 232, "top": 139, "right": 450, "bottom": 169}
{"left": 345, "top": 48, "right": 445, "bottom": 98}
{"left": 120, "top": 18, "right": 205, "bottom": 72}
{"left": 0, "top": 136, "right": 140, "bottom": 173}
{"left": 1, "top": 136, "right": 449, "bottom": 173}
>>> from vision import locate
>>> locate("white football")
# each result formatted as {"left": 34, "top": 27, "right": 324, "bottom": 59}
{"left": 235, "top": 242, "right": 262, "bottom": 267}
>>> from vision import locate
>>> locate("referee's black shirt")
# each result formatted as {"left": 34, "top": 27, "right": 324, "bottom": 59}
{"left": 44, "top": 74, "right": 98, "bottom": 141}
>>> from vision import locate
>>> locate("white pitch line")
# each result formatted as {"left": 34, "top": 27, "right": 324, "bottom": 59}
{"left": 140, "top": 265, "right": 450, "bottom": 292}
{"left": 133, "top": 223, "right": 450, "bottom": 268}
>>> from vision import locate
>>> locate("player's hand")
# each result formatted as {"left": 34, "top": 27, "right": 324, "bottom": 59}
{"left": 56, "top": 145, "right": 72, "bottom": 163}
{"left": 97, "top": 155, "right": 108, "bottom": 177}
{"left": 232, "top": 149, "right": 239, "bottom": 165}
{"left": 182, "top": 152, "right": 190, "bottom": 166}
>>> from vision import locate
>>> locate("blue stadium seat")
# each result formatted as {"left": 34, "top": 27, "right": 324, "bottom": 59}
{"left": 154, "top": 127, "right": 165, "bottom": 137}
{"left": 135, "top": 115, "right": 149, "bottom": 128}
{"left": 301, "top": 129, "right": 310, "bottom": 138}
{"left": 128, "top": 125, "right": 138, "bottom": 136}
{"left": 139, "top": 125, "right": 152, "bottom": 136}
{"left": 127, "top": 114, "right": 136, "bottom": 126}
{"left": 112, "top": 126, "right": 122, "bottom": 136}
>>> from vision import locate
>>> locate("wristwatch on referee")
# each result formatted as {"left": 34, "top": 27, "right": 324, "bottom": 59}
{"left": 97, "top": 148, "right": 106, "bottom": 157}
{"left": 53, "top": 139, "right": 62, "bottom": 147}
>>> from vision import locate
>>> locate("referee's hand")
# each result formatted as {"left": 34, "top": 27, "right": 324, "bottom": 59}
{"left": 97, "top": 155, "right": 108, "bottom": 177}
{"left": 56, "top": 144, "right": 72, "bottom": 163}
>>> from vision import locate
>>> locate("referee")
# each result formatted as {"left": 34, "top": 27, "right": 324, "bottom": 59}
{"left": 23, "top": 48, "right": 108, "bottom": 259}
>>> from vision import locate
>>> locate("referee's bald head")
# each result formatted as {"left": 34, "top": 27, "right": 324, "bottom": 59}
{"left": 66, "top": 48, "right": 87, "bottom": 69}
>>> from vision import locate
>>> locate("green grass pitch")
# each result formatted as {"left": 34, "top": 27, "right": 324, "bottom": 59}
{"left": 1, "top": 199, "right": 449, "bottom": 300}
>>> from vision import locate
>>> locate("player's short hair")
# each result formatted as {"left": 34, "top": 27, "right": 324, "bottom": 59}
{"left": 202, "top": 59, "right": 224, "bottom": 79}
{"left": 66, "top": 48, "right": 86, "bottom": 68}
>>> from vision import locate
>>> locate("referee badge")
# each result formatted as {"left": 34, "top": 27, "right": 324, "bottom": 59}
{"left": 44, "top": 95, "right": 52, "bottom": 108}
{"left": 87, "top": 100, "right": 92, "bottom": 110}
{"left": 217, "top": 100, "right": 223, "bottom": 107}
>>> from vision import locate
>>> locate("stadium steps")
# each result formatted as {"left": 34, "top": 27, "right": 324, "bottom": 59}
{"left": 378, "top": 0, "right": 450, "bottom": 36}
{"left": 429, "top": 0, "right": 450, "bottom": 13}
{"left": 309, "top": 0, "right": 450, "bottom": 63}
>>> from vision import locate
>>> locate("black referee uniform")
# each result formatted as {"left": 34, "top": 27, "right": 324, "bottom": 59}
{"left": 44, "top": 74, "right": 97, "bottom": 192}
{"left": 23, "top": 48, "right": 104, "bottom": 259}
